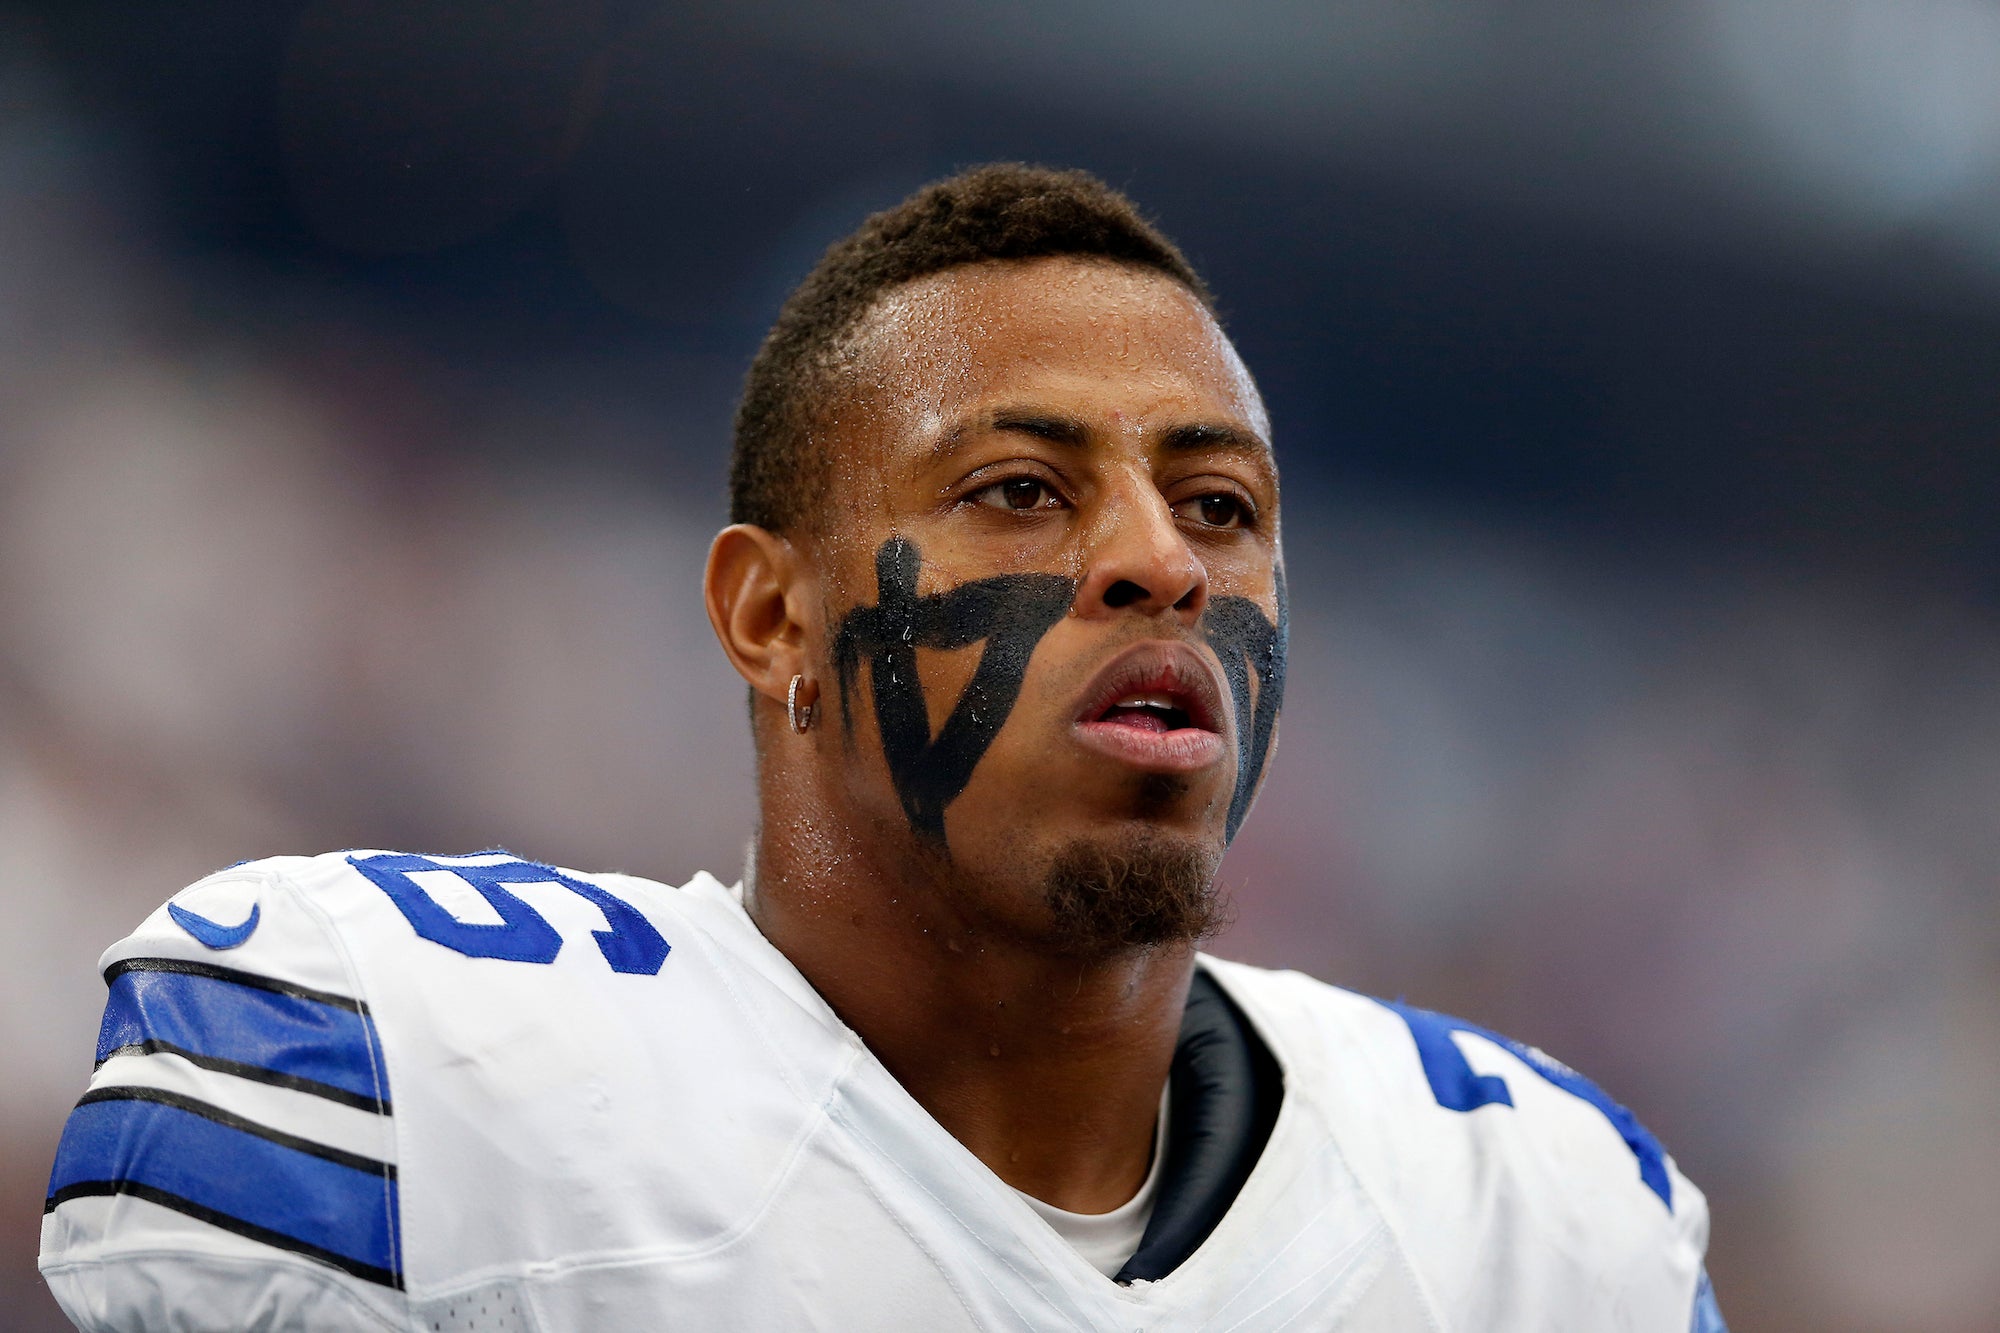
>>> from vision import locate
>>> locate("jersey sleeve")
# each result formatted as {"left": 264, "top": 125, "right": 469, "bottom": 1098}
{"left": 1216, "top": 960, "right": 1726, "bottom": 1333}
{"left": 1380, "top": 995, "right": 1720, "bottom": 1331}
{"left": 39, "top": 858, "right": 408, "bottom": 1332}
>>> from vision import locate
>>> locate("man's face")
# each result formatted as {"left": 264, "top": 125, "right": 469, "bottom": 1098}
{"left": 807, "top": 256, "right": 1283, "bottom": 950}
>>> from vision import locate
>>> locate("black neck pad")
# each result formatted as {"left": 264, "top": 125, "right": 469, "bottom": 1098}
{"left": 1114, "top": 967, "right": 1284, "bottom": 1284}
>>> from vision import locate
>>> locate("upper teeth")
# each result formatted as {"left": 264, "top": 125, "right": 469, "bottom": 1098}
{"left": 1116, "top": 694, "right": 1177, "bottom": 710}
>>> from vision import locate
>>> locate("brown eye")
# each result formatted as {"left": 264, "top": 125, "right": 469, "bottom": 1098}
{"left": 973, "top": 477, "right": 1061, "bottom": 511}
{"left": 1175, "top": 493, "right": 1249, "bottom": 528}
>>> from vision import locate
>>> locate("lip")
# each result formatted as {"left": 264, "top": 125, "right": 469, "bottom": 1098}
{"left": 1069, "top": 641, "right": 1229, "bottom": 774}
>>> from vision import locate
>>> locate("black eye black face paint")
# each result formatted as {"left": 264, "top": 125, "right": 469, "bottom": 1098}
{"left": 1201, "top": 567, "right": 1288, "bottom": 841}
{"left": 834, "top": 537, "right": 1076, "bottom": 845}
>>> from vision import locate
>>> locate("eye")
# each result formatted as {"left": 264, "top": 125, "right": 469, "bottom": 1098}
{"left": 1174, "top": 492, "right": 1251, "bottom": 529}
{"left": 970, "top": 476, "right": 1064, "bottom": 512}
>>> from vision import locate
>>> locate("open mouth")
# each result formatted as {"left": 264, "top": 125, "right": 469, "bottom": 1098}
{"left": 1071, "top": 643, "right": 1228, "bottom": 773}
{"left": 1093, "top": 692, "right": 1197, "bottom": 733}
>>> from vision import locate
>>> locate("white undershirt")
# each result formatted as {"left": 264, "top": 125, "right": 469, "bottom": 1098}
{"left": 1014, "top": 1085, "right": 1172, "bottom": 1279}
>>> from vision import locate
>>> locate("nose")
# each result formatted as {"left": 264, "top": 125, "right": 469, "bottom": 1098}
{"left": 1072, "top": 481, "right": 1208, "bottom": 623}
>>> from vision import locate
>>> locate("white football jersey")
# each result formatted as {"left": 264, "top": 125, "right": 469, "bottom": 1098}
{"left": 41, "top": 850, "right": 1723, "bottom": 1331}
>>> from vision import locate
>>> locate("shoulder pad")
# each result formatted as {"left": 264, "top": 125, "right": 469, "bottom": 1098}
{"left": 1203, "top": 959, "right": 1713, "bottom": 1330}
{"left": 43, "top": 855, "right": 405, "bottom": 1327}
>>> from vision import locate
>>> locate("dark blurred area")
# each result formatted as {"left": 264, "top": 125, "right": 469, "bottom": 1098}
{"left": 4, "top": 3, "right": 1996, "bottom": 1329}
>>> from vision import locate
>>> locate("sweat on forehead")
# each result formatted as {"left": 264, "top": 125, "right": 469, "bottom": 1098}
{"left": 852, "top": 259, "right": 1250, "bottom": 403}
{"left": 812, "top": 259, "right": 1269, "bottom": 521}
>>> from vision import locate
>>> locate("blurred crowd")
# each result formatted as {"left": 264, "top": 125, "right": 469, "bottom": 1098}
{"left": 5, "top": 9, "right": 1999, "bottom": 1330}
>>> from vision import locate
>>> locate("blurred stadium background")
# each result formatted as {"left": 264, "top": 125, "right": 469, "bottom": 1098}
{"left": 4, "top": 3, "right": 1998, "bottom": 1328}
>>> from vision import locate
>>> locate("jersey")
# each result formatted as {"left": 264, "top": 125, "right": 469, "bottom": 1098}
{"left": 40, "top": 850, "right": 1723, "bottom": 1331}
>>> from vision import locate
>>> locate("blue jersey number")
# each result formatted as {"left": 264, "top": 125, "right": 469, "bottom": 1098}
{"left": 1384, "top": 998, "right": 1672, "bottom": 1209}
{"left": 348, "top": 852, "right": 669, "bottom": 975}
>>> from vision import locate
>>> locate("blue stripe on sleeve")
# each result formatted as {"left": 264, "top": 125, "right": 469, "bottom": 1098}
{"left": 45, "top": 1091, "right": 401, "bottom": 1287}
{"left": 94, "top": 962, "right": 390, "bottom": 1113}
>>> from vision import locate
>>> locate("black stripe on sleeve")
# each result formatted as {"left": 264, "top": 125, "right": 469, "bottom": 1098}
{"left": 72, "top": 1086, "right": 396, "bottom": 1180}
{"left": 43, "top": 1179, "right": 403, "bottom": 1289}
{"left": 102, "top": 957, "right": 370, "bottom": 1015}
{"left": 93, "top": 1041, "right": 394, "bottom": 1116}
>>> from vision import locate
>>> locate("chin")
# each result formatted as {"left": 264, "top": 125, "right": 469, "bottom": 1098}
{"left": 1036, "top": 826, "right": 1230, "bottom": 958}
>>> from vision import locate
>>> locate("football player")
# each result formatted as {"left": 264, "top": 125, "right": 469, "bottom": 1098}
{"left": 41, "top": 165, "right": 1725, "bottom": 1330}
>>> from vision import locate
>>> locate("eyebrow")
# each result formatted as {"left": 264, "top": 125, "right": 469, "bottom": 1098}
{"left": 1159, "top": 421, "right": 1269, "bottom": 455}
{"left": 936, "top": 409, "right": 1271, "bottom": 459}
{"left": 988, "top": 410, "right": 1087, "bottom": 446}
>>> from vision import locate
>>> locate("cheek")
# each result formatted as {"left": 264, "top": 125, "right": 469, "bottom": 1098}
{"left": 910, "top": 644, "right": 984, "bottom": 735}
{"left": 930, "top": 626, "right": 1109, "bottom": 796}
{"left": 1206, "top": 557, "right": 1282, "bottom": 612}
{"left": 938, "top": 714, "right": 1083, "bottom": 861}
{"left": 826, "top": 537, "right": 1078, "bottom": 846}
{"left": 933, "top": 626, "right": 1081, "bottom": 783}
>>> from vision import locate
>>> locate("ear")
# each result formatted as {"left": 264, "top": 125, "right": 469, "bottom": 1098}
{"left": 705, "top": 524, "right": 816, "bottom": 704}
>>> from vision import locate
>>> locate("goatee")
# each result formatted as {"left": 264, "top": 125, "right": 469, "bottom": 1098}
{"left": 1041, "top": 834, "right": 1229, "bottom": 956}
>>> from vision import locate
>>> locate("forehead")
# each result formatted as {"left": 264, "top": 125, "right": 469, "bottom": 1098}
{"left": 836, "top": 257, "right": 1269, "bottom": 450}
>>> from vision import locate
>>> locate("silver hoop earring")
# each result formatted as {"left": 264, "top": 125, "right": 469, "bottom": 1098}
{"left": 787, "top": 674, "right": 816, "bottom": 734}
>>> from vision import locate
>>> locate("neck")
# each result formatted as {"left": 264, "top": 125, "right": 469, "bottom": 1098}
{"left": 748, "top": 785, "right": 1193, "bottom": 1214}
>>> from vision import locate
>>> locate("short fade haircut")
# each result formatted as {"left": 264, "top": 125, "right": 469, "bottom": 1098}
{"left": 729, "top": 163, "right": 1214, "bottom": 535}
